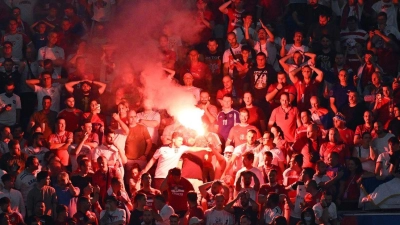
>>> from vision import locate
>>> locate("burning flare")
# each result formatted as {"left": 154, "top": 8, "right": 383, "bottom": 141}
{"left": 176, "top": 107, "right": 205, "bottom": 136}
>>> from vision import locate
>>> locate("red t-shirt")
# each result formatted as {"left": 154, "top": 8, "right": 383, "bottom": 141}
{"left": 337, "top": 127, "right": 355, "bottom": 146}
{"left": 167, "top": 177, "right": 194, "bottom": 211}
{"left": 57, "top": 109, "right": 83, "bottom": 132}
{"left": 137, "top": 189, "right": 160, "bottom": 211}
{"left": 320, "top": 142, "right": 348, "bottom": 165}
{"left": 258, "top": 183, "right": 286, "bottom": 209}
{"left": 227, "top": 124, "right": 260, "bottom": 146}
{"left": 226, "top": 8, "right": 244, "bottom": 33}
{"left": 267, "top": 83, "right": 297, "bottom": 110}
{"left": 48, "top": 131, "right": 73, "bottom": 166}
{"left": 294, "top": 79, "right": 320, "bottom": 112}
{"left": 241, "top": 106, "right": 265, "bottom": 131}
{"left": 92, "top": 168, "right": 117, "bottom": 202}
{"left": 304, "top": 191, "right": 323, "bottom": 208}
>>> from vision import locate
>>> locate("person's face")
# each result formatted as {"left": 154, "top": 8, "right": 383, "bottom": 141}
{"left": 227, "top": 33, "right": 237, "bottom": 46}
{"left": 264, "top": 154, "right": 273, "bottom": 166}
{"left": 3, "top": 62, "right": 13, "bottom": 72}
{"left": 374, "top": 122, "right": 383, "bottom": 134}
{"left": 13, "top": 127, "right": 23, "bottom": 139}
{"left": 222, "top": 77, "right": 233, "bottom": 89}
{"left": 383, "top": 87, "right": 390, "bottom": 97}
{"left": 293, "top": 52, "right": 303, "bottom": 65}
{"left": 300, "top": 112, "right": 310, "bottom": 124}
{"left": 90, "top": 101, "right": 99, "bottom": 113}
{"left": 302, "top": 67, "right": 312, "bottom": 78}
{"left": 256, "top": 55, "right": 266, "bottom": 67}
{"left": 31, "top": 158, "right": 40, "bottom": 171}
{"left": 173, "top": 137, "right": 184, "bottom": 147}
{"left": 207, "top": 40, "right": 218, "bottom": 52}
{"left": 42, "top": 98, "right": 52, "bottom": 110}
{"left": 4, "top": 84, "right": 14, "bottom": 94}
{"left": 294, "top": 32, "right": 303, "bottom": 43}
{"left": 346, "top": 160, "right": 357, "bottom": 172}
{"left": 262, "top": 133, "right": 271, "bottom": 145}
{"left": 83, "top": 123, "right": 92, "bottom": 133}
{"left": 200, "top": 92, "right": 210, "bottom": 104}
{"left": 61, "top": 20, "right": 71, "bottom": 31}
{"left": 242, "top": 50, "right": 250, "bottom": 59}
{"left": 364, "top": 111, "right": 373, "bottom": 123}
{"left": 277, "top": 74, "right": 286, "bottom": 84}
{"left": 338, "top": 70, "right": 347, "bottom": 83}
{"left": 38, "top": 23, "right": 46, "bottom": 34}
{"left": 321, "top": 37, "right": 331, "bottom": 48}
{"left": 128, "top": 111, "right": 137, "bottom": 125}
{"left": 321, "top": 194, "right": 332, "bottom": 207}
{"left": 36, "top": 202, "right": 45, "bottom": 215}
{"left": 394, "top": 107, "right": 400, "bottom": 117}
{"left": 49, "top": 8, "right": 57, "bottom": 17}
{"left": 364, "top": 54, "right": 373, "bottom": 64}
{"left": 280, "top": 94, "right": 289, "bottom": 107}
{"left": 377, "top": 15, "right": 387, "bottom": 26}
{"left": 328, "top": 129, "right": 336, "bottom": 142}
{"left": 188, "top": 50, "right": 199, "bottom": 63}
{"left": 306, "top": 126, "right": 316, "bottom": 138}
{"left": 44, "top": 176, "right": 51, "bottom": 186}
{"left": 258, "top": 29, "right": 267, "bottom": 40}
{"left": 42, "top": 74, "right": 52, "bottom": 87}
{"left": 141, "top": 174, "right": 152, "bottom": 186}
{"left": 222, "top": 96, "right": 233, "bottom": 108}
{"left": 183, "top": 74, "right": 194, "bottom": 86}
{"left": 335, "top": 54, "right": 345, "bottom": 65}
{"left": 3, "top": 44, "right": 12, "bottom": 55}
{"left": 317, "top": 162, "right": 327, "bottom": 173}
{"left": 118, "top": 103, "right": 129, "bottom": 114}
{"left": 246, "top": 132, "right": 256, "bottom": 144}
{"left": 211, "top": 183, "right": 221, "bottom": 195}
{"left": 309, "top": 0, "right": 318, "bottom": 6}
{"left": 81, "top": 83, "right": 91, "bottom": 93}
{"left": 371, "top": 73, "right": 380, "bottom": 86}
{"left": 143, "top": 211, "right": 153, "bottom": 223}
{"left": 268, "top": 171, "right": 276, "bottom": 183}
{"left": 57, "top": 119, "right": 66, "bottom": 132}
{"left": 9, "top": 20, "right": 17, "bottom": 32}
{"left": 97, "top": 157, "right": 108, "bottom": 170}
{"left": 347, "top": 20, "right": 357, "bottom": 31}
{"left": 58, "top": 175, "right": 69, "bottom": 186}
{"left": 83, "top": 182, "right": 93, "bottom": 195}
{"left": 243, "top": 15, "right": 252, "bottom": 25}
{"left": 348, "top": 92, "right": 357, "bottom": 104}
{"left": 170, "top": 217, "right": 179, "bottom": 225}
{"left": 362, "top": 134, "right": 372, "bottom": 145}
{"left": 239, "top": 111, "right": 249, "bottom": 123}
{"left": 319, "top": 15, "right": 329, "bottom": 26}
{"left": 64, "top": 8, "right": 74, "bottom": 17}
{"left": 310, "top": 97, "right": 319, "bottom": 109}
{"left": 242, "top": 157, "right": 252, "bottom": 168}
{"left": 48, "top": 32, "right": 58, "bottom": 45}
{"left": 389, "top": 142, "right": 399, "bottom": 153}
{"left": 271, "top": 127, "right": 278, "bottom": 137}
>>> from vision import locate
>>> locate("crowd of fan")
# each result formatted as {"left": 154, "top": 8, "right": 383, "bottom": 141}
{"left": 2, "top": 0, "right": 400, "bottom": 225}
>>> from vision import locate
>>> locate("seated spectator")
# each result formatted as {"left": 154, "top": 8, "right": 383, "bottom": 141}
{"left": 313, "top": 191, "right": 338, "bottom": 225}
{"left": 48, "top": 117, "right": 73, "bottom": 167}
{"left": 0, "top": 197, "right": 24, "bottom": 225}
{"left": 353, "top": 132, "right": 375, "bottom": 173}
{"left": 266, "top": 72, "right": 296, "bottom": 113}
{"left": 320, "top": 128, "right": 347, "bottom": 165}
{"left": 354, "top": 110, "right": 376, "bottom": 145}
{"left": 226, "top": 108, "right": 260, "bottom": 147}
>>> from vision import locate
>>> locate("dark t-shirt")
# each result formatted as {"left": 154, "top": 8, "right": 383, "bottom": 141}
{"left": 246, "top": 65, "right": 276, "bottom": 101}
{"left": 340, "top": 103, "right": 367, "bottom": 131}
{"left": 233, "top": 206, "right": 258, "bottom": 225}
{"left": 203, "top": 51, "right": 223, "bottom": 77}
{"left": 389, "top": 150, "right": 400, "bottom": 174}
{"left": 388, "top": 118, "right": 400, "bottom": 138}
{"left": 27, "top": 215, "right": 54, "bottom": 225}
{"left": 129, "top": 209, "right": 144, "bottom": 225}
{"left": 72, "top": 83, "right": 100, "bottom": 112}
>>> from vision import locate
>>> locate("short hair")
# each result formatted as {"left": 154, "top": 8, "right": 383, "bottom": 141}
{"left": 347, "top": 16, "right": 358, "bottom": 23}
{"left": 2, "top": 41, "right": 12, "bottom": 47}
{"left": 78, "top": 158, "right": 90, "bottom": 168}
{"left": 111, "top": 177, "right": 120, "bottom": 185}
{"left": 306, "top": 180, "right": 318, "bottom": 189}
{"left": 243, "top": 151, "right": 255, "bottom": 162}
{"left": 240, "top": 215, "right": 251, "bottom": 222}
{"left": 293, "top": 154, "right": 304, "bottom": 168}
{"left": 207, "top": 38, "right": 217, "bottom": 44}
{"left": 43, "top": 59, "right": 53, "bottom": 67}
{"left": 187, "top": 191, "right": 197, "bottom": 203}
{"left": 154, "top": 194, "right": 166, "bottom": 203}
{"left": 104, "top": 195, "right": 118, "bottom": 203}
{"left": 7, "top": 139, "right": 19, "bottom": 150}
{"left": 1, "top": 174, "right": 12, "bottom": 183}
{"left": 377, "top": 12, "right": 388, "bottom": 19}
{"left": 169, "top": 167, "right": 181, "bottom": 176}
{"left": 77, "top": 196, "right": 90, "bottom": 205}
{"left": 2, "top": 58, "right": 14, "bottom": 65}
{"left": 247, "top": 129, "right": 257, "bottom": 135}
{"left": 264, "top": 151, "right": 273, "bottom": 158}
{"left": 42, "top": 95, "right": 52, "bottom": 102}
{"left": 241, "top": 45, "right": 252, "bottom": 52}
{"left": 134, "top": 193, "right": 146, "bottom": 203}
{"left": 0, "top": 197, "right": 10, "bottom": 206}
{"left": 239, "top": 108, "right": 249, "bottom": 114}
{"left": 361, "top": 132, "right": 371, "bottom": 138}
{"left": 25, "top": 156, "right": 38, "bottom": 168}
{"left": 256, "top": 52, "right": 267, "bottom": 58}
{"left": 37, "top": 171, "right": 49, "bottom": 182}
{"left": 273, "top": 216, "right": 287, "bottom": 225}
{"left": 222, "top": 94, "right": 233, "bottom": 99}
{"left": 169, "top": 214, "right": 179, "bottom": 220}
{"left": 267, "top": 192, "right": 280, "bottom": 205}
{"left": 302, "top": 167, "right": 315, "bottom": 179}
{"left": 104, "top": 128, "right": 115, "bottom": 136}
{"left": 171, "top": 132, "right": 183, "bottom": 140}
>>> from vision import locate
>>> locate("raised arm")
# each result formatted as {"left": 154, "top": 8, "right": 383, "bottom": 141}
{"left": 25, "top": 79, "right": 40, "bottom": 90}
{"left": 92, "top": 80, "right": 107, "bottom": 95}
{"left": 64, "top": 80, "right": 81, "bottom": 93}
{"left": 219, "top": 0, "right": 232, "bottom": 14}
{"left": 260, "top": 19, "right": 275, "bottom": 43}
{"left": 112, "top": 113, "right": 129, "bottom": 135}
{"left": 311, "top": 65, "right": 324, "bottom": 83}
{"left": 279, "top": 53, "right": 293, "bottom": 73}
{"left": 288, "top": 66, "right": 301, "bottom": 84}
{"left": 280, "top": 38, "right": 287, "bottom": 57}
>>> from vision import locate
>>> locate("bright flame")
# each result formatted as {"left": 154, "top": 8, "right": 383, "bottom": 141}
{"left": 176, "top": 107, "right": 205, "bottom": 136}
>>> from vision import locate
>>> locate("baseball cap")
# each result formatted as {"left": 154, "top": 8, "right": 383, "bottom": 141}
{"left": 333, "top": 113, "right": 346, "bottom": 122}
{"left": 189, "top": 217, "right": 203, "bottom": 225}
{"left": 224, "top": 145, "right": 234, "bottom": 153}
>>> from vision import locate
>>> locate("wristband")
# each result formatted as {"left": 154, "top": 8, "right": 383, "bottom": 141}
{"left": 276, "top": 87, "right": 281, "bottom": 91}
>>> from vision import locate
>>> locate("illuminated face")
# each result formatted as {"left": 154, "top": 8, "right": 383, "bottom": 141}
{"left": 200, "top": 92, "right": 210, "bottom": 104}
{"left": 277, "top": 73, "right": 286, "bottom": 84}
{"left": 61, "top": 20, "right": 71, "bottom": 31}
{"left": 294, "top": 32, "right": 303, "bottom": 43}
{"left": 48, "top": 32, "right": 58, "bottom": 45}
{"left": 306, "top": 126, "right": 316, "bottom": 138}
{"left": 258, "top": 29, "right": 267, "bottom": 40}
{"left": 222, "top": 76, "right": 233, "bottom": 89}
{"left": 256, "top": 55, "right": 266, "bottom": 67}
{"left": 173, "top": 137, "right": 184, "bottom": 147}
{"left": 394, "top": 107, "right": 400, "bottom": 117}
{"left": 280, "top": 94, "right": 289, "bottom": 107}
{"left": 338, "top": 70, "right": 347, "bottom": 83}
{"left": 348, "top": 92, "right": 357, "bottom": 104}
{"left": 83, "top": 123, "right": 92, "bottom": 133}
{"left": 90, "top": 100, "right": 99, "bottom": 113}
{"left": 9, "top": 20, "right": 17, "bottom": 32}
{"left": 242, "top": 50, "right": 250, "bottom": 59}
{"left": 207, "top": 40, "right": 218, "bottom": 52}
{"left": 57, "top": 119, "right": 66, "bottom": 132}
{"left": 227, "top": 33, "right": 237, "bottom": 47}
{"left": 293, "top": 52, "right": 303, "bottom": 65}
{"left": 319, "top": 15, "right": 329, "bottom": 26}
{"left": 362, "top": 133, "right": 372, "bottom": 145}
{"left": 246, "top": 131, "right": 256, "bottom": 144}
{"left": 328, "top": 129, "right": 336, "bottom": 142}
{"left": 383, "top": 87, "right": 390, "bottom": 97}
{"left": 310, "top": 97, "right": 319, "bottom": 109}
{"left": 363, "top": 111, "right": 373, "bottom": 123}
{"left": 188, "top": 50, "right": 199, "bottom": 63}
{"left": 300, "top": 112, "right": 310, "bottom": 124}
{"left": 243, "top": 93, "right": 252, "bottom": 106}
{"left": 106, "top": 133, "right": 114, "bottom": 145}
{"left": 371, "top": 73, "right": 380, "bottom": 86}
{"left": 128, "top": 111, "right": 137, "bottom": 125}
{"left": 183, "top": 73, "right": 194, "bottom": 86}
{"left": 222, "top": 96, "right": 233, "bottom": 109}
{"left": 302, "top": 67, "right": 312, "bottom": 78}
{"left": 239, "top": 111, "right": 249, "bottom": 123}
{"left": 3, "top": 44, "right": 12, "bottom": 55}
{"left": 38, "top": 23, "right": 46, "bottom": 33}
{"left": 364, "top": 54, "right": 373, "bottom": 64}
{"left": 43, "top": 99, "right": 52, "bottom": 110}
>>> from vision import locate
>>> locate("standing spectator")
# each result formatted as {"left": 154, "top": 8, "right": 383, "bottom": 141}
{"left": 26, "top": 72, "right": 66, "bottom": 113}
{"left": 241, "top": 92, "right": 266, "bottom": 132}
{"left": 226, "top": 108, "right": 260, "bottom": 147}
{"left": 106, "top": 178, "right": 133, "bottom": 222}
{"left": 337, "top": 157, "right": 363, "bottom": 210}
{"left": 113, "top": 110, "right": 151, "bottom": 170}
{"left": 203, "top": 38, "right": 223, "bottom": 92}
{"left": 332, "top": 113, "right": 355, "bottom": 147}
{"left": 371, "top": 121, "right": 395, "bottom": 159}
{"left": 73, "top": 196, "right": 98, "bottom": 225}
{"left": 218, "top": 0, "right": 245, "bottom": 33}
{"left": 185, "top": 191, "right": 204, "bottom": 224}
{"left": 37, "top": 31, "right": 65, "bottom": 76}
{"left": 354, "top": 51, "right": 382, "bottom": 94}
{"left": 88, "top": 0, "right": 116, "bottom": 32}
{"left": 55, "top": 172, "right": 80, "bottom": 208}
{"left": 99, "top": 195, "right": 126, "bottom": 225}
{"left": 92, "top": 156, "right": 122, "bottom": 204}
{"left": 224, "top": 191, "right": 259, "bottom": 225}
{"left": 68, "top": 130, "right": 93, "bottom": 172}
{"left": 280, "top": 32, "right": 309, "bottom": 57}
{"left": 262, "top": 192, "right": 283, "bottom": 225}
{"left": 292, "top": 124, "right": 323, "bottom": 169}
{"left": 15, "top": 156, "right": 38, "bottom": 206}
{"left": 160, "top": 168, "right": 194, "bottom": 219}
{"left": 136, "top": 99, "right": 161, "bottom": 147}
{"left": 48, "top": 117, "right": 73, "bottom": 167}
{"left": 353, "top": 132, "right": 375, "bottom": 173}
{"left": 0, "top": 140, "right": 27, "bottom": 176}
{"left": 216, "top": 94, "right": 240, "bottom": 142}
{"left": 354, "top": 110, "right": 376, "bottom": 145}
{"left": 180, "top": 49, "right": 212, "bottom": 91}
{"left": 329, "top": 70, "right": 356, "bottom": 114}
{"left": 153, "top": 194, "right": 175, "bottom": 225}
{"left": 222, "top": 32, "right": 242, "bottom": 77}
{"left": 137, "top": 173, "right": 162, "bottom": 210}
{"left": 57, "top": 95, "right": 83, "bottom": 132}
{"left": 64, "top": 80, "right": 107, "bottom": 113}
{"left": 268, "top": 93, "right": 300, "bottom": 144}
{"left": 388, "top": 106, "right": 400, "bottom": 137}
{"left": 0, "top": 174, "right": 25, "bottom": 218}
{"left": 266, "top": 72, "right": 297, "bottom": 111}
{"left": 28, "top": 95, "right": 58, "bottom": 138}
{"left": 0, "top": 81, "right": 21, "bottom": 127}
{"left": 23, "top": 132, "right": 49, "bottom": 167}
{"left": 312, "top": 192, "right": 338, "bottom": 225}
{"left": 130, "top": 193, "right": 147, "bottom": 225}
{"left": 339, "top": 90, "right": 366, "bottom": 131}
{"left": 26, "top": 171, "right": 57, "bottom": 218}
{"left": 320, "top": 128, "right": 347, "bottom": 165}
{"left": 204, "top": 194, "right": 234, "bottom": 225}
{"left": 216, "top": 76, "right": 243, "bottom": 108}
{"left": 71, "top": 159, "right": 94, "bottom": 192}
{"left": 0, "top": 197, "right": 24, "bottom": 225}
{"left": 2, "top": 19, "right": 32, "bottom": 60}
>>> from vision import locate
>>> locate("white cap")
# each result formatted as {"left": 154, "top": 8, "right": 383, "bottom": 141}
{"left": 189, "top": 217, "right": 203, "bottom": 225}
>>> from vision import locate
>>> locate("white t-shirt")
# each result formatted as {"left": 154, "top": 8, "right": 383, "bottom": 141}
{"left": 222, "top": 44, "right": 242, "bottom": 76}
{"left": 15, "top": 170, "right": 37, "bottom": 203}
{"left": 23, "top": 146, "right": 49, "bottom": 166}
{"left": 371, "top": 133, "right": 395, "bottom": 155}
{"left": 377, "top": 151, "right": 391, "bottom": 177}
{"left": 233, "top": 143, "right": 258, "bottom": 169}
{"left": 372, "top": 1, "right": 398, "bottom": 28}
{"left": 204, "top": 208, "right": 235, "bottom": 225}
{"left": 99, "top": 208, "right": 126, "bottom": 224}
{"left": 313, "top": 202, "right": 337, "bottom": 224}
{"left": 257, "top": 147, "right": 285, "bottom": 167}
{"left": 157, "top": 204, "right": 175, "bottom": 225}
{"left": 136, "top": 111, "right": 161, "bottom": 144}
{"left": 353, "top": 146, "right": 375, "bottom": 173}
{"left": 153, "top": 145, "right": 190, "bottom": 178}
{"left": 2, "top": 33, "right": 30, "bottom": 59}
{"left": 89, "top": 0, "right": 116, "bottom": 22}
{"left": 93, "top": 145, "right": 121, "bottom": 167}
{"left": 264, "top": 206, "right": 282, "bottom": 224}
{"left": 233, "top": 26, "right": 257, "bottom": 44}
{"left": 0, "top": 93, "right": 21, "bottom": 126}
{"left": 234, "top": 167, "right": 265, "bottom": 187}
{"left": 37, "top": 46, "right": 65, "bottom": 75}
{"left": 5, "top": 0, "right": 37, "bottom": 25}
{"left": 34, "top": 84, "right": 62, "bottom": 112}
